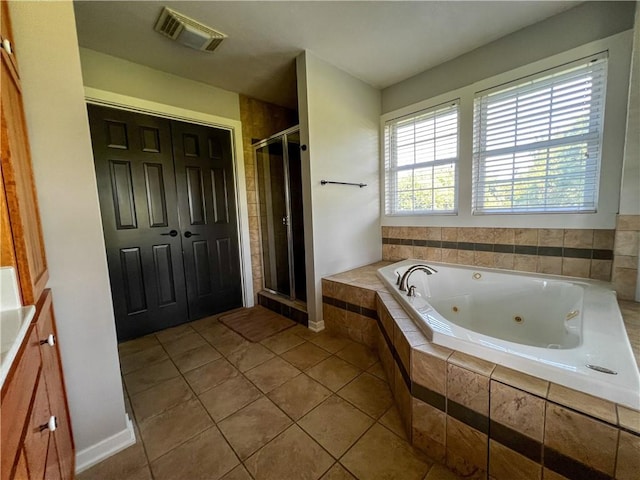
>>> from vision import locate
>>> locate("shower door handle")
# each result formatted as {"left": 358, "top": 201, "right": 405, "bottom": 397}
{"left": 282, "top": 216, "right": 289, "bottom": 226}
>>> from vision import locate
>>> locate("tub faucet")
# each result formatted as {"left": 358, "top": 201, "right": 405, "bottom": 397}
{"left": 398, "top": 264, "right": 437, "bottom": 292}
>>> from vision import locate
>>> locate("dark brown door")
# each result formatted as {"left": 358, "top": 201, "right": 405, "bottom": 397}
{"left": 171, "top": 121, "right": 243, "bottom": 318}
{"left": 89, "top": 105, "right": 188, "bottom": 341}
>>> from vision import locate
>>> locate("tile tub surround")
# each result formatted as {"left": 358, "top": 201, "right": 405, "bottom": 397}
{"left": 381, "top": 226, "right": 616, "bottom": 282}
{"left": 613, "top": 215, "right": 640, "bottom": 301}
{"left": 321, "top": 264, "right": 640, "bottom": 480}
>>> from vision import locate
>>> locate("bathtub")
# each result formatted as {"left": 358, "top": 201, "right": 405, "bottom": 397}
{"left": 377, "top": 259, "right": 640, "bottom": 409}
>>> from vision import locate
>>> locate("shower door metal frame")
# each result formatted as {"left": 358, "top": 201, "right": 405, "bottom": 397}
{"left": 253, "top": 126, "right": 302, "bottom": 303}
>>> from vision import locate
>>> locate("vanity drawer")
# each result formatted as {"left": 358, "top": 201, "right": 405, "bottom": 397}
{"left": 1, "top": 326, "right": 41, "bottom": 480}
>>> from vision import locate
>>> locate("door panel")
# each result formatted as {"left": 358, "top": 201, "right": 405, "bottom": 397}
{"left": 172, "top": 120, "right": 243, "bottom": 318}
{"left": 89, "top": 105, "right": 189, "bottom": 341}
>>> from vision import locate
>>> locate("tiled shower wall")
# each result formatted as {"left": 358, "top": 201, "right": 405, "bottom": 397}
{"left": 613, "top": 215, "right": 640, "bottom": 301}
{"left": 382, "top": 218, "right": 639, "bottom": 300}
{"left": 239, "top": 96, "right": 297, "bottom": 300}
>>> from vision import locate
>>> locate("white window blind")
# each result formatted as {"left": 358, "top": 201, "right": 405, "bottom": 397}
{"left": 472, "top": 54, "right": 608, "bottom": 214}
{"left": 384, "top": 101, "right": 459, "bottom": 215}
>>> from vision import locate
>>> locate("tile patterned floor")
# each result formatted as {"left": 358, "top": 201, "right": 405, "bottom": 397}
{"left": 78, "top": 312, "right": 462, "bottom": 480}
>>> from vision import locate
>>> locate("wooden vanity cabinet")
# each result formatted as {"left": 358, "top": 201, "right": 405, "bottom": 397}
{"left": 1, "top": 3, "right": 75, "bottom": 479}
{"left": 1, "top": 290, "right": 74, "bottom": 480}
{"left": 1, "top": 0, "right": 49, "bottom": 306}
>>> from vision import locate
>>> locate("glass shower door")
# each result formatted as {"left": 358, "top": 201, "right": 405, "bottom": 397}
{"left": 254, "top": 128, "right": 306, "bottom": 302}
{"left": 256, "top": 138, "right": 291, "bottom": 296}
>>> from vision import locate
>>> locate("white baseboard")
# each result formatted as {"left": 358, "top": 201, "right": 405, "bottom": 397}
{"left": 308, "top": 319, "right": 325, "bottom": 332}
{"left": 75, "top": 414, "right": 136, "bottom": 474}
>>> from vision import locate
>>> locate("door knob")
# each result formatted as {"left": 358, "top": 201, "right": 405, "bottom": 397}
{"left": 184, "top": 231, "right": 200, "bottom": 238}
{"left": 161, "top": 230, "right": 178, "bottom": 237}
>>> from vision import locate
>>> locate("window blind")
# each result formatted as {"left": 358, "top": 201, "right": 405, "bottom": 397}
{"left": 384, "top": 101, "right": 459, "bottom": 215}
{"left": 472, "top": 54, "right": 608, "bottom": 214}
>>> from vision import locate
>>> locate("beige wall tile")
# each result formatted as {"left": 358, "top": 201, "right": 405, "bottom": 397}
{"left": 442, "top": 228, "right": 458, "bottom": 242}
{"left": 489, "top": 440, "right": 542, "bottom": 480}
{"left": 538, "top": 229, "right": 563, "bottom": 247}
{"left": 474, "top": 251, "right": 495, "bottom": 268}
{"left": 544, "top": 403, "right": 617, "bottom": 476}
{"left": 537, "top": 256, "right": 562, "bottom": 275}
{"left": 446, "top": 417, "right": 488, "bottom": 479}
{"left": 394, "top": 327, "right": 411, "bottom": 374}
{"left": 388, "top": 227, "right": 405, "bottom": 239}
{"left": 589, "top": 259, "right": 612, "bottom": 281}
{"left": 617, "top": 215, "right": 640, "bottom": 231}
{"left": 394, "top": 367, "right": 413, "bottom": 436}
{"left": 491, "top": 366, "right": 548, "bottom": 398}
{"left": 412, "top": 398, "right": 446, "bottom": 462}
{"left": 389, "top": 244, "right": 413, "bottom": 261}
{"left": 547, "top": 384, "right": 617, "bottom": 424}
{"left": 563, "top": 229, "right": 593, "bottom": 248}
{"left": 449, "top": 351, "right": 495, "bottom": 376}
{"left": 412, "top": 348, "right": 448, "bottom": 395}
{"left": 561, "top": 258, "right": 590, "bottom": 278}
{"left": 515, "top": 229, "right": 538, "bottom": 246}
{"left": 426, "top": 227, "right": 442, "bottom": 241}
{"left": 405, "top": 227, "right": 427, "bottom": 240}
{"left": 414, "top": 246, "right": 428, "bottom": 260}
{"left": 427, "top": 247, "right": 443, "bottom": 261}
{"left": 490, "top": 381, "right": 545, "bottom": 441}
{"left": 381, "top": 226, "right": 391, "bottom": 238}
{"left": 448, "top": 364, "right": 489, "bottom": 415}
{"left": 615, "top": 231, "right": 640, "bottom": 256}
{"left": 616, "top": 430, "right": 640, "bottom": 480}
{"left": 476, "top": 228, "right": 495, "bottom": 244}
{"left": 614, "top": 255, "right": 639, "bottom": 269}
{"left": 514, "top": 255, "right": 538, "bottom": 273}
{"left": 458, "top": 228, "right": 475, "bottom": 243}
{"left": 613, "top": 267, "right": 638, "bottom": 300}
{"left": 617, "top": 405, "right": 640, "bottom": 434}
{"left": 458, "top": 250, "right": 475, "bottom": 266}
{"left": 494, "top": 228, "right": 515, "bottom": 245}
{"left": 382, "top": 244, "right": 394, "bottom": 261}
{"left": 442, "top": 249, "right": 458, "bottom": 264}
{"left": 593, "top": 230, "right": 615, "bottom": 249}
{"left": 494, "top": 253, "right": 515, "bottom": 270}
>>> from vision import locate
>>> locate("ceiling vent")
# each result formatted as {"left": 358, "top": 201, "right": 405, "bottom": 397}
{"left": 154, "top": 7, "right": 226, "bottom": 52}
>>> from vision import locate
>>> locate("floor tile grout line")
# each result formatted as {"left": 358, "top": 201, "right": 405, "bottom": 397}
{"left": 147, "top": 327, "right": 246, "bottom": 479}
{"left": 119, "top": 315, "right": 440, "bottom": 480}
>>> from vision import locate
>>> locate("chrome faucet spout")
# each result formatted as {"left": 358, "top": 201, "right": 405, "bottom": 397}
{"left": 398, "top": 264, "right": 437, "bottom": 291}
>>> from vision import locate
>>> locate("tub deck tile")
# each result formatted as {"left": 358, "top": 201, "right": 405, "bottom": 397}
{"left": 547, "top": 384, "right": 617, "bottom": 425}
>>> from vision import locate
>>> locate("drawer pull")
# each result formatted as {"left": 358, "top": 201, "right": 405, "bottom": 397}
{"left": 39, "top": 416, "right": 57, "bottom": 432}
{"left": 40, "top": 334, "right": 55, "bottom": 347}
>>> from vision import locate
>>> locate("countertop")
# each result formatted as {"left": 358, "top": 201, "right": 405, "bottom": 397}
{"left": 0, "top": 304, "right": 36, "bottom": 387}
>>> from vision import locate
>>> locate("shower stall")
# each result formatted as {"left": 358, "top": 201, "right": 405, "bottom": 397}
{"left": 254, "top": 127, "right": 306, "bottom": 304}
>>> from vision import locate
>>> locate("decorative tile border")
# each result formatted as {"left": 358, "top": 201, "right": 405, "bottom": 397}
{"left": 322, "top": 289, "right": 640, "bottom": 480}
{"left": 382, "top": 237, "right": 613, "bottom": 260}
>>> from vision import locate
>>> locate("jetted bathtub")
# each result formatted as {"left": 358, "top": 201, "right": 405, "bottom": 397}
{"left": 377, "top": 259, "right": 640, "bottom": 409}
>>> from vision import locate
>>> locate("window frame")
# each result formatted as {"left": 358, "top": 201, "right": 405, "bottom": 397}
{"left": 471, "top": 53, "right": 608, "bottom": 215}
{"left": 379, "top": 30, "right": 632, "bottom": 229}
{"left": 384, "top": 100, "right": 461, "bottom": 216}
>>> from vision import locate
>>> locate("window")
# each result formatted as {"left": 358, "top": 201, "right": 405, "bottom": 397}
{"left": 472, "top": 54, "right": 608, "bottom": 214}
{"left": 384, "top": 101, "right": 459, "bottom": 215}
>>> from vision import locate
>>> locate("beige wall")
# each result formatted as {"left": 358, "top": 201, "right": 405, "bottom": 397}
{"left": 382, "top": 1, "right": 636, "bottom": 113}
{"left": 9, "top": 0, "right": 129, "bottom": 462}
{"left": 297, "top": 51, "right": 382, "bottom": 327}
{"left": 238, "top": 96, "right": 298, "bottom": 299}
{"left": 79, "top": 48, "right": 241, "bottom": 122}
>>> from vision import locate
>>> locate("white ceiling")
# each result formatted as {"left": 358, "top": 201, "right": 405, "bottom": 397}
{"left": 73, "top": 1, "right": 580, "bottom": 109}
